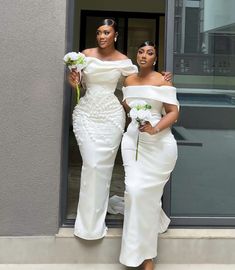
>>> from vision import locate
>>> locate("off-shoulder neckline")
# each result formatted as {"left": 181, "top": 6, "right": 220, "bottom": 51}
{"left": 86, "top": 56, "right": 131, "bottom": 63}
{"left": 123, "top": 85, "right": 176, "bottom": 89}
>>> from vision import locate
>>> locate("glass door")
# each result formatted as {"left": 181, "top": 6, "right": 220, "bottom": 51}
{"left": 164, "top": 0, "right": 235, "bottom": 226}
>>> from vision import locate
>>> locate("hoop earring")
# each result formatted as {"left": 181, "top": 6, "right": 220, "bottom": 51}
{"left": 153, "top": 61, "right": 156, "bottom": 65}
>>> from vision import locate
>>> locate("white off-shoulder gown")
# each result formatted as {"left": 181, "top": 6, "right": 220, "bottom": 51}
{"left": 72, "top": 57, "right": 137, "bottom": 240}
{"left": 119, "top": 85, "right": 179, "bottom": 267}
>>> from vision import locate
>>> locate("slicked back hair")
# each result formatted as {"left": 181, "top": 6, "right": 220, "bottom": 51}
{"left": 138, "top": 41, "right": 158, "bottom": 56}
{"left": 97, "top": 18, "right": 118, "bottom": 32}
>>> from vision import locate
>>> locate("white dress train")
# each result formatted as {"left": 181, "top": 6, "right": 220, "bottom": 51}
{"left": 72, "top": 57, "right": 137, "bottom": 240}
{"left": 119, "top": 85, "right": 179, "bottom": 267}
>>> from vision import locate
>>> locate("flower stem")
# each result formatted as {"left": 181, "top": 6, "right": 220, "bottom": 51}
{"left": 76, "top": 84, "right": 80, "bottom": 103}
{"left": 135, "top": 132, "right": 140, "bottom": 161}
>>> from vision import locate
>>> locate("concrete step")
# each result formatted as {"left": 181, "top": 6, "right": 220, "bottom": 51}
{"left": 0, "top": 264, "right": 235, "bottom": 270}
{"left": 1, "top": 228, "right": 235, "bottom": 264}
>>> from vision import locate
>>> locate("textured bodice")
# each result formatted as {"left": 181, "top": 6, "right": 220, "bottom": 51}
{"left": 75, "top": 56, "right": 138, "bottom": 123}
{"left": 72, "top": 57, "right": 137, "bottom": 146}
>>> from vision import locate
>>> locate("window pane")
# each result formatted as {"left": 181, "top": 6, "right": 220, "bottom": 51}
{"left": 173, "top": 0, "right": 235, "bottom": 89}
{"left": 171, "top": 0, "right": 235, "bottom": 218}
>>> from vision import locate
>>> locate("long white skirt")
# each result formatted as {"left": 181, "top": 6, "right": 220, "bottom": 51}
{"left": 72, "top": 94, "right": 125, "bottom": 240}
{"left": 119, "top": 124, "right": 177, "bottom": 267}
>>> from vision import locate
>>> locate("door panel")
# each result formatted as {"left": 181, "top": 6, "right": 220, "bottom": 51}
{"left": 164, "top": 0, "right": 235, "bottom": 226}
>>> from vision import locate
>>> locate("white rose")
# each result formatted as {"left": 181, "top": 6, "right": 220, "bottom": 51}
{"left": 76, "top": 63, "right": 86, "bottom": 70}
{"left": 63, "top": 54, "right": 70, "bottom": 62}
{"left": 68, "top": 52, "right": 79, "bottom": 61}
{"left": 63, "top": 52, "right": 78, "bottom": 62}
{"left": 144, "top": 110, "right": 152, "bottom": 120}
{"left": 136, "top": 109, "right": 148, "bottom": 120}
{"left": 129, "top": 108, "right": 138, "bottom": 119}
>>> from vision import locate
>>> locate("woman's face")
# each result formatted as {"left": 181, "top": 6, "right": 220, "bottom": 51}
{"left": 96, "top": 25, "right": 116, "bottom": 49}
{"left": 137, "top": 45, "right": 157, "bottom": 68}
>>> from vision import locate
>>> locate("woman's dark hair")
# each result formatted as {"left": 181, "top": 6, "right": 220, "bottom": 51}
{"left": 98, "top": 18, "right": 118, "bottom": 32}
{"left": 138, "top": 41, "right": 158, "bottom": 56}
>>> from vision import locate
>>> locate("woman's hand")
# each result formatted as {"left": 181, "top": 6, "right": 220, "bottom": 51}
{"left": 139, "top": 104, "right": 178, "bottom": 135}
{"left": 139, "top": 122, "right": 159, "bottom": 135}
{"left": 161, "top": 71, "right": 173, "bottom": 82}
{"left": 67, "top": 70, "right": 80, "bottom": 89}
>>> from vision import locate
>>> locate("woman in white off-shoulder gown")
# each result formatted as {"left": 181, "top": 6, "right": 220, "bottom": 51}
{"left": 72, "top": 56, "right": 137, "bottom": 239}
{"left": 119, "top": 41, "right": 179, "bottom": 270}
{"left": 69, "top": 19, "right": 138, "bottom": 240}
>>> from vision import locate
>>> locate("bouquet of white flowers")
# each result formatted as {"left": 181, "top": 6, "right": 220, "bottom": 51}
{"left": 63, "top": 52, "right": 87, "bottom": 103}
{"left": 129, "top": 100, "right": 152, "bottom": 160}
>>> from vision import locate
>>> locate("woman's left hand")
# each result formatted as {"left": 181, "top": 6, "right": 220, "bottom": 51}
{"left": 139, "top": 122, "right": 156, "bottom": 135}
{"left": 161, "top": 71, "right": 173, "bottom": 82}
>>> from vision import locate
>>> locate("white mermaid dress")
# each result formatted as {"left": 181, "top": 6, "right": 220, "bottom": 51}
{"left": 119, "top": 85, "right": 179, "bottom": 267}
{"left": 72, "top": 57, "right": 137, "bottom": 240}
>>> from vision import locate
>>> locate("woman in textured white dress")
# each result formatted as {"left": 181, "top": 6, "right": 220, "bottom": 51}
{"left": 68, "top": 19, "right": 138, "bottom": 240}
{"left": 119, "top": 41, "right": 179, "bottom": 270}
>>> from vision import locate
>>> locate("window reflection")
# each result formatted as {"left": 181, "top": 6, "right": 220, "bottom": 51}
{"left": 174, "top": 0, "right": 235, "bottom": 90}
{"left": 172, "top": 0, "right": 235, "bottom": 221}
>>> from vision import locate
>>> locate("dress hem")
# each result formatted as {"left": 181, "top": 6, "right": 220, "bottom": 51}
{"left": 73, "top": 227, "right": 108, "bottom": 240}
{"left": 119, "top": 254, "right": 157, "bottom": 267}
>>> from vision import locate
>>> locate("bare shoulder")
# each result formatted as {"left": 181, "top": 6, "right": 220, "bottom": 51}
{"left": 82, "top": 48, "right": 97, "bottom": 57}
{"left": 123, "top": 74, "right": 138, "bottom": 86}
{"left": 114, "top": 50, "right": 129, "bottom": 60}
{"left": 153, "top": 71, "right": 173, "bottom": 87}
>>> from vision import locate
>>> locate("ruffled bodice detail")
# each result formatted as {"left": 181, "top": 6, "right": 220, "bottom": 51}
{"left": 123, "top": 85, "right": 179, "bottom": 127}
{"left": 73, "top": 57, "right": 138, "bottom": 146}
{"left": 123, "top": 85, "right": 179, "bottom": 112}
{"left": 83, "top": 57, "right": 138, "bottom": 96}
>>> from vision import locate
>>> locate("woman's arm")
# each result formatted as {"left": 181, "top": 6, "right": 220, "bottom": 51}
{"left": 139, "top": 103, "right": 179, "bottom": 135}
{"left": 122, "top": 100, "right": 130, "bottom": 114}
{"left": 122, "top": 100, "right": 132, "bottom": 129}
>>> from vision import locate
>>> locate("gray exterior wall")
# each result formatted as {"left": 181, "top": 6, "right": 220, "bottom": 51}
{"left": 0, "top": 0, "right": 67, "bottom": 235}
